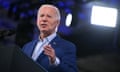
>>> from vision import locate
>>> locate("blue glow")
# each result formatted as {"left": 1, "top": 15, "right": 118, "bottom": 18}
{"left": 2, "top": 1, "right": 10, "bottom": 10}
{"left": 110, "top": 0, "right": 118, "bottom": 5}
{"left": 78, "top": 13, "right": 85, "bottom": 19}
{"left": 57, "top": 1, "right": 64, "bottom": 7}
{"left": 13, "top": 7, "right": 17, "bottom": 13}
{"left": 58, "top": 25, "right": 72, "bottom": 36}
{"left": 65, "top": 1, "right": 74, "bottom": 6}
{"left": 20, "top": 13, "right": 27, "bottom": 18}
{"left": 28, "top": 10, "right": 33, "bottom": 16}
{"left": 0, "top": 1, "right": 2, "bottom": 3}
{"left": 65, "top": 8, "right": 71, "bottom": 13}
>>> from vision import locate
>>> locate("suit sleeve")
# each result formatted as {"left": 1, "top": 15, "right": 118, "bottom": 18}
{"left": 50, "top": 42, "right": 78, "bottom": 72}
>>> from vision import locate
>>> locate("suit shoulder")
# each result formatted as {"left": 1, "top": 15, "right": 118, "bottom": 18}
{"left": 60, "top": 38, "right": 76, "bottom": 47}
{"left": 22, "top": 40, "right": 36, "bottom": 48}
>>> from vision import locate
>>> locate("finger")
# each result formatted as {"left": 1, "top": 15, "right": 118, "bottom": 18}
{"left": 43, "top": 44, "right": 55, "bottom": 58}
{"left": 44, "top": 46, "right": 52, "bottom": 54}
{"left": 44, "top": 44, "right": 52, "bottom": 49}
{"left": 44, "top": 50, "right": 53, "bottom": 57}
{"left": 44, "top": 48, "right": 54, "bottom": 56}
{"left": 44, "top": 51, "right": 49, "bottom": 55}
{"left": 44, "top": 44, "right": 53, "bottom": 52}
{"left": 44, "top": 47, "right": 51, "bottom": 52}
{"left": 44, "top": 47, "right": 52, "bottom": 52}
{"left": 48, "top": 44, "right": 52, "bottom": 47}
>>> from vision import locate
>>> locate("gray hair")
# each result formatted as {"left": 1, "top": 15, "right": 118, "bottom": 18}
{"left": 39, "top": 4, "right": 61, "bottom": 21}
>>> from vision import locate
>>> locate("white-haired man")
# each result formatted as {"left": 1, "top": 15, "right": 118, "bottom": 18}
{"left": 22, "top": 4, "right": 78, "bottom": 72}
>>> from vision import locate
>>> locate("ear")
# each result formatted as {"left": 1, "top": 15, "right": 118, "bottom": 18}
{"left": 56, "top": 20, "right": 60, "bottom": 26}
{"left": 55, "top": 20, "right": 60, "bottom": 32}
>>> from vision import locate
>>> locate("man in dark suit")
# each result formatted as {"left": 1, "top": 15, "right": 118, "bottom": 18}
{"left": 22, "top": 4, "right": 78, "bottom": 72}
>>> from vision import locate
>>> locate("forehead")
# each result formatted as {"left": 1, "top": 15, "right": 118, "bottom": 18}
{"left": 38, "top": 6, "right": 57, "bottom": 15}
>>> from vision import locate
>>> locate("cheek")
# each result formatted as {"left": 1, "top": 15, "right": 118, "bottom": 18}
{"left": 36, "top": 20, "right": 41, "bottom": 28}
{"left": 52, "top": 21, "right": 58, "bottom": 28}
{"left": 37, "top": 18, "right": 40, "bottom": 25}
{"left": 50, "top": 24, "right": 57, "bottom": 30}
{"left": 37, "top": 16, "right": 42, "bottom": 25}
{"left": 36, "top": 19, "right": 40, "bottom": 26}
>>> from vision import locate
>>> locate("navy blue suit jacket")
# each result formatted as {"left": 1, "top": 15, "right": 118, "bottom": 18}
{"left": 22, "top": 35, "right": 78, "bottom": 72}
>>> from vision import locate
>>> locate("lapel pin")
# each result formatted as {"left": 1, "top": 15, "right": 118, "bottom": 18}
{"left": 53, "top": 42, "right": 56, "bottom": 45}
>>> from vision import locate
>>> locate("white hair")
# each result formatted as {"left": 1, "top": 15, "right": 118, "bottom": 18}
{"left": 39, "top": 4, "right": 61, "bottom": 21}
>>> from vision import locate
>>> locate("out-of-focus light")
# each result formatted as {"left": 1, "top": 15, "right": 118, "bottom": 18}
{"left": 2, "top": 1, "right": 10, "bottom": 10}
{"left": 65, "top": 13, "right": 72, "bottom": 27}
{"left": 78, "top": 13, "right": 85, "bottom": 19}
{"left": 91, "top": 5, "right": 118, "bottom": 28}
{"left": 13, "top": 7, "right": 17, "bottom": 13}
{"left": 20, "top": 13, "right": 27, "bottom": 18}
{"left": 65, "top": 0, "right": 74, "bottom": 7}
{"left": 57, "top": 1, "right": 64, "bottom": 7}
{"left": 28, "top": 10, "right": 33, "bottom": 16}
{"left": 65, "top": 8, "right": 71, "bottom": 13}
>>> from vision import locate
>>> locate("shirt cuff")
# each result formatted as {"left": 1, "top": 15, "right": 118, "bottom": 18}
{"left": 50, "top": 57, "right": 60, "bottom": 66}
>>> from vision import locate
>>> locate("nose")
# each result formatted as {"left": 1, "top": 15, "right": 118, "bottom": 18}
{"left": 42, "top": 16, "right": 47, "bottom": 22}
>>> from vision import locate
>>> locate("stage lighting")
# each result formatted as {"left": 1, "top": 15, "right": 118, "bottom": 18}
{"left": 91, "top": 5, "right": 118, "bottom": 28}
{"left": 65, "top": 13, "right": 72, "bottom": 27}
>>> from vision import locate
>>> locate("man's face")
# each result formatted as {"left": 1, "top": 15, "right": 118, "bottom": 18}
{"left": 37, "top": 6, "right": 59, "bottom": 34}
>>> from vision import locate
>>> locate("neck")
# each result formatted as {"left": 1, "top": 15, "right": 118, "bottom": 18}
{"left": 40, "top": 32, "right": 52, "bottom": 40}
{"left": 39, "top": 30, "right": 56, "bottom": 40}
{"left": 40, "top": 34, "right": 48, "bottom": 40}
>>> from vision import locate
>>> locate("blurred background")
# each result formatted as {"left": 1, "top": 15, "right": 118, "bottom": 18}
{"left": 0, "top": 0, "right": 120, "bottom": 71}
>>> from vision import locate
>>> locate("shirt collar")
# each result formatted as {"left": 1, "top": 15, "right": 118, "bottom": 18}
{"left": 39, "top": 32, "right": 56, "bottom": 42}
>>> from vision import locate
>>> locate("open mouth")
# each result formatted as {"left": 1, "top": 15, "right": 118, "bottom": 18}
{"left": 40, "top": 24, "right": 47, "bottom": 28}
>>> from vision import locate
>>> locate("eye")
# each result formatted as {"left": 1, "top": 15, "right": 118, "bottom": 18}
{"left": 47, "top": 15, "right": 52, "bottom": 18}
{"left": 40, "top": 14, "right": 44, "bottom": 17}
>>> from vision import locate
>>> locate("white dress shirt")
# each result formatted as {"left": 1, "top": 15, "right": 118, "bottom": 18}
{"left": 32, "top": 32, "right": 60, "bottom": 66}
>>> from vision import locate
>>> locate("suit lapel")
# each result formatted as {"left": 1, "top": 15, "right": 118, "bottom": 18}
{"left": 37, "top": 51, "right": 45, "bottom": 61}
{"left": 49, "top": 35, "right": 60, "bottom": 49}
{"left": 30, "top": 39, "right": 39, "bottom": 57}
{"left": 35, "top": 35, "right": 61, "bottom": 60}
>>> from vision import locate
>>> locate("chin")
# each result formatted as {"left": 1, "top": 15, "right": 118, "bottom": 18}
{"left": 41, "top": 30, "right": 48, "bottom": 33}
{"left": 40, "top": 28, "right": 47, "bottom": 31}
